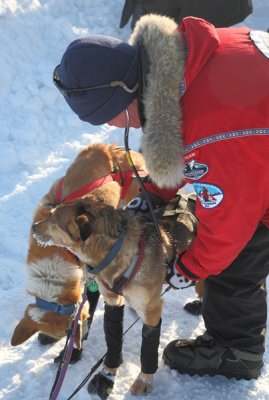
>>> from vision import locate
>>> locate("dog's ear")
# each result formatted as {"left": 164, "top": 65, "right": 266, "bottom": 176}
{"left": 75, "top": 214, "right": 92, "bottom": 241}
{"left": 11, "top": 314, "right": 38, "bottom": 346}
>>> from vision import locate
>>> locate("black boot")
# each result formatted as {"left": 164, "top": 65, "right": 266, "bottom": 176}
{"left": 163, "top": 332, "right": 263, "bottom": 380}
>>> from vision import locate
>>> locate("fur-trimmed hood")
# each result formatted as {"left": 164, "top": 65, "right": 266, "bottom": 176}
{"left": 129, "top": 14, "right": 185, "bottom": 188}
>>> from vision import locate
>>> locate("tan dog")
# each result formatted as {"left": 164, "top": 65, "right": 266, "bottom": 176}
{"left": 32, "top": 194, "right": 197, "bottom": 395}
{"left": 11, "top": 143, "right": 145, "bottom": 352}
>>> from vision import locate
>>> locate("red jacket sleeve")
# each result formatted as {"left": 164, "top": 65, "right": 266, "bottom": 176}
{"left": 176, "top": 140, "right": 267, "bottom": 280}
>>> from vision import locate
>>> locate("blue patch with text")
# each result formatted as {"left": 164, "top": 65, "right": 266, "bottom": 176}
{"left": 184, "top": 160, "right": 208, "bottom": 180}
{"left": 193, "top": 183, "right": 224, "bottom": 209}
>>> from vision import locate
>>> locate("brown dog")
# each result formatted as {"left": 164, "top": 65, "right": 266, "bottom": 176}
{"left": 32, "top": 193, "right": 197, "bottom": 395}
{"left": 11, "top": 143, "right": 145, "bottom": 355}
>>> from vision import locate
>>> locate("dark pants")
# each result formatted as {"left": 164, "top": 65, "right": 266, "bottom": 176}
{"left": 202, "top": 223, "right": 269, "bottom": 354}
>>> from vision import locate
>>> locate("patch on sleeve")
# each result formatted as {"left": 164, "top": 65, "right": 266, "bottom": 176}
{"left": 184, "top": 160, "right": 208, "bottom": 180}
{"left": 193, "top": 183, "right": 224, "bottom": 209}
{"left": 250, "top": 31, "right": 269, "bottom": 58}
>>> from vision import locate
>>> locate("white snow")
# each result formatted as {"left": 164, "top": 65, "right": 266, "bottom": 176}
{"left": 0, "top": 1, "right": 269, "bottom": 399}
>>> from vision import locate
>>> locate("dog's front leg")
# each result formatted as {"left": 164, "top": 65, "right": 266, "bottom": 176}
{"left": 131, "top": 317, "right": 162, "bottom": 395}
{"left": 88, "top": 302, "right": 124, "bottom": 399}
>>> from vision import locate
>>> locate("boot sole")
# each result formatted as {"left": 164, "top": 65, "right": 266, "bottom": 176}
{"left": 162, "top": 353, "right": 261, "bottom": 380}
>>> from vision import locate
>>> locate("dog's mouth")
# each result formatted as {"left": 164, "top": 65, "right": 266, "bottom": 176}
{"left": 32, "top": 232, "right": 55, "bottom": 248}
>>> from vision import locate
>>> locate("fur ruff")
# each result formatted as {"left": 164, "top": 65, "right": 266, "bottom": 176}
{"left": 129, "top": 14, "right": 185, "bottom": 188}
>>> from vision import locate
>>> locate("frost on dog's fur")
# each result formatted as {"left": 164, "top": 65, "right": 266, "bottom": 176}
{"left": 32, "top": 232, "right": 55, "bottom": 248}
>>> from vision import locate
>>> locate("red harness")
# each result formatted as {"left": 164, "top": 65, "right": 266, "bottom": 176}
{"left": 54, "top": 169, "right": 147, "bottom": 204}
{"left": 53, "top": 168, "right": 147, "bottom": 262}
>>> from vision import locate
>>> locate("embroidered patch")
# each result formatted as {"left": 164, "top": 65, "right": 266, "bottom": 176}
{"left": 193, "top": 183, "right": 224, "bottom": 209}
{"left": 250, "top": 31, "right": 269, "bottom": 59}
{"left": 184, "top": 159, "right": 208, "bottom": 180}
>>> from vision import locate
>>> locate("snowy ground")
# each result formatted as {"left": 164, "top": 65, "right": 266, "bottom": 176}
{"left": 1, "top": 1, "right": 269, "bottom": 399}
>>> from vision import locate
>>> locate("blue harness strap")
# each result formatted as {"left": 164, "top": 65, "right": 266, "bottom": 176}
{"left": 35, "top": 297, "right": 77, "bottom": 315}
{"left": 86, "top": 230, "right": 126, "bottom": 276}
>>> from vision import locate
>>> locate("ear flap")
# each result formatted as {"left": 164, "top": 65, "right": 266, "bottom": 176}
{"left": 75, "top": 214, "right": 92, "bottom": 241}
{"left": 11, "top": 315, "right": 38, "bottom": 346}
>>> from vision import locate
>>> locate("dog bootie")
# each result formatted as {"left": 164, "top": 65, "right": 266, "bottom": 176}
{"left": 87, "top": 368, "right": 115, "bottom": 400}
{"left": 54, "top": 348, "right": 83, "bottom": 364}
{"left": 183, "top": 299, "right": 202, "bottom": 316}
{"left": 37, "top": 333, "right": 59, "bottom": 345}
{"left": 163, "top": 333, "right": 263, "bottom": 380}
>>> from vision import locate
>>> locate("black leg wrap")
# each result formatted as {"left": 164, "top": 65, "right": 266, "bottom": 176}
{"left": 141, "top": 319, "right": 162, "bottom": 374}
{"left": 85, "top": 289, "right": 100, "bottom": 340}
{"left": 104, "top": 303, "right": 124, "bottom": 369}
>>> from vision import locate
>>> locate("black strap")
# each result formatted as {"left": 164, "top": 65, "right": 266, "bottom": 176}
{"left": 119, "top": 0, "right": 138, "bottom": 28}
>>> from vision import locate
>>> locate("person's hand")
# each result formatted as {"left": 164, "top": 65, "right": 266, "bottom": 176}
{"left": 166, "top": 256, "right": 196, "bottom": 289}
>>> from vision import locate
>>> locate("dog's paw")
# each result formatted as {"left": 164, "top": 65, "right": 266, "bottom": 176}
{"left": 54, "top": 348, "right": 83, "bottom": 364}
{"left": 130, "top": 372, "right": 153, "bottom": 395}
{"left": 184, "top": 299, "right": 202, "bottom": 316}
{"left": 87, "top": 371, "right": 115, "bottom": 400}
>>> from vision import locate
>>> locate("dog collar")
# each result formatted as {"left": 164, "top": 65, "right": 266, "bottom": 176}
{"left": 35, "top": 297, "right": 77, "bottom": 315}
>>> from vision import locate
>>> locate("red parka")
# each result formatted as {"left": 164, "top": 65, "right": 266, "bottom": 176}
{"left": 178, "top": 18, "right": 269, "bottom": 280}
{"left": 131, "top": 16, "right": 269, "bottom": 281}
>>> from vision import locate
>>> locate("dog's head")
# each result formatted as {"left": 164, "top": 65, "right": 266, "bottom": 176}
{"left": 11, "top": 302, "right": 89, "bottom": 348}
{"left": 32, "top": 196, "right": 127, "bottom": 264}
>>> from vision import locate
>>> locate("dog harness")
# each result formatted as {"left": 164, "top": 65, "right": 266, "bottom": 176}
{"left": 87, "top": 234, "right": 145, "bottom": 295}
{"left": 103, "top": 238, "right": 144, "bottom": 295}
{"left": 37, "top": 166, "right": 148, "bottom": 313}
{"left": 53, "top": 168, "right": 148, "bottom": 204}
